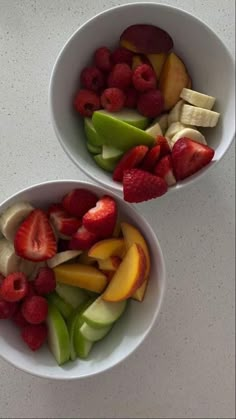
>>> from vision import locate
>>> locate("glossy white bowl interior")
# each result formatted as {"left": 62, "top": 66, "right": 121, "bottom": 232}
{"left": 49, "top": 3, "right": 235, "bottom": 194}
{"left": 0, "top": 180, "right": 166, "bottom": 380}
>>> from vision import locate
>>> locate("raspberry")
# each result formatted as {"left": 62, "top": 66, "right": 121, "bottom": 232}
{"left": 0, "top": 298, "right": 17, "bottom": 319}
{"left": 111, "top": 47, "right": 133, "bottom": 66}
{"left": 74, "top": 89, "right": 100, "bottom": 117}
{"left": 22, "top": 296, "right": 48, "bottom": 324}
{"left": 26, "top": 281, "right": 37, "bottom": 298}
{"left": 12, "top": 306, "right": 29, "bottom": 328}
{"left": 80, "top": 66, "right": 105, "bottom": 92}
{"left": 101, "top": 88, "right": 125, "bottom": 112}
{"left": 94, "top": 47, "right": 112, "bottom": 72}
{"left": 108, "top": 63, "right": 132, "bottom": 89}
{"left": 137, "top": 89, "right": 164, "bottom": 118}
{"left": 132, "top": 64, "right": 157, "bottom": 92}
{"left": 0, "top": 272, "right": 29, "bottom": 302}
{"left": 21, "top": 324, "right": 47, "bottom": 351}
{"left": 124, "top": 87, "right": 138, "bottom": 108}
{"left": 34, "top": 267, "right": 56, "bottom": 295}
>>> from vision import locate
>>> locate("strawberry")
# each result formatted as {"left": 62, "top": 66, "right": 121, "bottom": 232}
{"left": 83, "top": 195, "right": 117, "bottom": 238}
{"left": 48, "top": 204, "right": 81, "bottom": 238}
{"left": 171, "top": 137, "right": 215, "bottom": 180}
{"left": 62, "top": 189, "right": 98, "bottom": 217}
{"left": 154, "top": 155, "right": 176, "bottom": 186}
{"left": 14, "top": 209, "right": 57, "bottom": 262}
{"left": 69, "top": 225, "right": 99, "bottom": 250}
{"left": 139, "top": 145, "right": 161, "bottom": 172}
{"left": 155, "top": 135, "right": 171, "bottom": 157}
{"left": 123, "top": 169, "right": 168, "bottom": 203}
{"left": 113, "top": 145, "right": 148, "bottom": 182}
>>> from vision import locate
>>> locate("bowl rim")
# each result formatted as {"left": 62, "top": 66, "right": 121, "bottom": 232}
{"left": 0, "top": 179, "right": 166, "bottom": 380}
{"left": 49, "top": 2, "right": 235, "bottom": 195}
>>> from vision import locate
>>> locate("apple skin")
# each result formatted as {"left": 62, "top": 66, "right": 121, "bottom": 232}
{"left": 84, "top": 118, "right": 104, "bottom": 146}
{"left": 46, "top": 303, "right": 70, "bottom": 365}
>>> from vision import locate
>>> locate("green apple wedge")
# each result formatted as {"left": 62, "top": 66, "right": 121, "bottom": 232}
{"left": 46, "top": 303, "right": 70, "bottom": 365}
{"left": 47, "top": 292, "right": 73, "bottom": 320}
{"left": 86, "top": 141, "right": 102, "bottom": 155}
{"left": 102, "top": 145, "right": 123, "bottom": 160}
{"left": 92, "top": 111, "right": 154, "bottom": 151}
{"left": 84, "top": 118, "right": 104, "bottom": 146}
{"left": 79, "top": 322, "right": 112, "bottom": 342}
{"left": 82, "top": 296, "right": 127, "bottom": 329}
{"left": 56, "top": 283, "right": 89, "bottom": 309}
{"left": 93, "top": 154, "right": 119, "bottom": 172}
{"left": 96, "top": 109, "right": 150, "bottom": 129}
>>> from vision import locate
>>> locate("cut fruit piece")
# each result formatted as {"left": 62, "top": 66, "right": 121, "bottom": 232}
{"left": 0, "top": 202, "right": 34, "bottom": 242}
{"left": 47, "top": 250, "right": 82, "bottom": 269}
{"left": 74, "top": 329, "right": 93, "bottom": 359}
{"left": 113, "top": 145, "right": 149, "bottom": 182}
{"left": 88, "top": 238, "right": 125, "bottom": 260}
{"left": 47, "top": 292, "right": 73, "bottom": 319}
{"left": 77, "top": 251, "right": 96, "bottom": 266}
{"left": 46, "top": 303, "right": 70, "bottom": 365}
{"left": 0, "top": 238, "right": 22, "bottom": 276}
{"left": 82, "top": 295, "right": 127, "bottom": 328}
{"left": 167, "top": 100, "right": 184, "bottom": 126}
{"left": 56, "top": 282, "right": 89, "bottom": 309}
{"left": 159, "top": 52, "right": 189, "bottom": 110}
{"left": 165, "top": 122, "right": 186, "bottom": 140}
{"left": 87, "top": 141, "right": 102, "bottom": 155}
{"left": 169, "top": 128, "right": 207, "bottom": 149}
{"left": 102, "top": 145, "right": 123, "bottom": 160}
{"left": 180, "top": 88, "right": 216, "bottom": 110}
{"left": 145, "top": 121, "right": 163, "bottom": 138}
{"left": 180, "top": 104, "right": 220, "bottom": 127}
{"left": 102, "top": 243, "right": 147, "bottom": 302}
{"left": 92, "top": 111, "right": 154, "bottom": 151}
{"left": 132, "top": 54, "right": 145, "bottom": 70}
{"left": 53, "top": 264, "right": 108, "bottom": 293}
{"left": 80, "top": 322, "right": 112, "bottom": 342}
{"left": 120, "top": 24, "right": 173, "bottom": 54}
{"left": 95, "top": 109, "right": 150, "bottom": 129}
{"left": 98, "top": 256, "right": 121, "bottom": 271}
{"left": 146, "top": 53, "right": 167, "bottom": 79}
{"left": 132, "top": 279, "right": 148, "bottom": 302}
{"left": 84, "top": 118, "right": 104, "bottom": 146}
{"left": 94, "top": 154, "right": 119, "bottom": 172}
{"left": 67, "top": 299, "right": 93, "bottom": 361}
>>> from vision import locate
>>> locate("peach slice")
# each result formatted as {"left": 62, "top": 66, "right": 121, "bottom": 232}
{"left": 132, "top": 55, "right": 145, "bottom": 70}
{"left": 146, "top": 53, "right": 167, "bottom": 79}
{"left": 102, "top": 243, "right": 146, "bottom": 302}
{"left": 159, "top": 52, "right": 190, "bottom": 110}
{"left": 53, "top": 264, "right": 107, "bottom": 293}
{"left": 77, "top": 251, "right": 96, "bottom": 265}
{"left": 88, "top": 238, "right": 125, "bottom": 260}
{"left": 120, "top": 24, "right": 173, "bottom": 54}
{"left": 98, "top": 256, "right": 121, "bottom": 271}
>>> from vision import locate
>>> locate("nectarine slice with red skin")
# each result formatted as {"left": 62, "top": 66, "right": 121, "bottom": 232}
{"left": 146, "top": 53, "right": 167, "bottom": 79}
{"left": 88, "top": 238, "right": 125, "bottom": 260}
{"left": 98, "top": 256, "right": 121, "bottom": 271}
{"left": 102, "top": 243, "right": 146, "bottom": 302}
{"left": 120, "top": 24, "right": 173, "bottom": 54}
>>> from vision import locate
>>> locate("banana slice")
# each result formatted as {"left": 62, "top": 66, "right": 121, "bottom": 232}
{"left": 180, "top": 88, "right": 216, "bottom": 110}
{"left": 0, "top": 239, "right": 22, "bottom": 276}
{"left": 152, "top": 114, "right": 169, "bottom": 134}
{"left": 180, "top": 104, "right": 220, "bottom": 127}
{"left": 169, "top": 128, "right": 207, "bottom": 149}
{"left": 47, "top": 250, "right": 82, "bottom": 269}
{"left": 145, "top": 122, "right": 163, "bottom": 138}
{"left": 165, "top": 122, "right": 187, "bottom": 140}
{"left": 168, "top": 100, "right": 184, "bottom": 126}
{"left": 0, "top": 202, "right": 34, "bottom": 242}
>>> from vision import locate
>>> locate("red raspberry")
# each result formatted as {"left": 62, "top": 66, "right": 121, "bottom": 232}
{"left": 0, "top": 272, "right": 29, "bottom": 302}
{"left": 94, "top": 47, "right": 112, "bottom": 72}
{"left": 124, "top": 87, "right": 138, "bottom": 108}
{"left": 132, "top": 64, "right": 157, "bottom": 92}
{"left": 111, "top": 47, "right": 133, "bottom": 66}
{"left": 22, "top": 296, "right": 48, "bottom": 324}
{"left": 80, "top": 66, "right": 105, "bottom": 92}
{"left": 12, "top": 306, "right": 29, "bottom": 328}
{"left": 108, "top": 63, "right": 132, "bottom": 89}
{"left": 21, "top": 324, "right": 47, "bottom": 351}
{"left": 74, "top": 89, "right": 100, "bottom": 117}
{"left": 101, "top": 88, "right": 125, "bottom": 112}
{"left": 34, "top": 267, "right": 56, "bottom": 295}
{"left": 137, "top": 89, "right": 164, "bottom": 118}
{"left": 0, "top": 298, "right": 17, "bottom": 319}
{"left": 26, "top": 281, "right": 37, "bottom": 298}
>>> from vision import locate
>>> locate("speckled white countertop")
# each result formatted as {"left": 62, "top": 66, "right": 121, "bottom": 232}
{"left": 0, "top": 1, "right": 235, "bottom": 418}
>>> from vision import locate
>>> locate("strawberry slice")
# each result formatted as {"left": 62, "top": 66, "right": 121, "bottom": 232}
{"left": 69, "top": 225, "right": 99, "bottom": 251}
{"left": 83, "top": 195, "right": 117, "bottom": 238}
{"left": 171, "top": 137, "right": 215, "bottom": 180}
{"left": 154, "top": 155, "right": 176, "bottom": 186}
{"left": 62, "top": 189, "right": 98, "bottom": 217}
{"left": 14, "top": 209, "right": 57, "bottom": 262}
{"left": 155, "top": 135, "right": 171, "bottom": 157}
{"left": 139, "top": 145, "right": 161, "bottom": 172}
{"left": 123, "top": 169, "right": 168, "bottom": 203}
{"left": 48, "top": 204, "right": 81, "bottom": 238}
{"left": 113, "top": 145, "right": 148, "bottom": 182}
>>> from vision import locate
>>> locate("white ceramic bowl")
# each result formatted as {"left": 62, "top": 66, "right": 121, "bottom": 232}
{"left": 0, "top": 180, "right": 166, "bottom": 380}
{"left": 49, "top": 3, "right": 235, "bottom": 195}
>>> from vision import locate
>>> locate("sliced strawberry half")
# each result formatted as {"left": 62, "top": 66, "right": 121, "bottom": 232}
{"left": 154, "top": 155, "right": 176, "bottom": 186}
{"left": 171, "top": 137, "right": 215, "bottom": 180}
{"left": 62, "top": 189, "right": 98, "bottom": 217}
{"left": 123, "top": 169, "right": 168, "bottom": 203}
{"left": 155, "top": 135, "right": 171, "bottom": 157}
{"left": 113, "top": 145, "right": 148, "bottom": 182}
{"left": 83, "top": 195, "right": 117, "bottom": 238}
{"left": 69, "top": 225, "right": 99, "bottom": 251}
{"left": 139, "top": 145, "right": 161, "bottom": 172}
{"left": 48, "top": 204, "right": 81, "bottom": 239}
{"left": 14, "top": 209, "right": 57, "bottom": 262}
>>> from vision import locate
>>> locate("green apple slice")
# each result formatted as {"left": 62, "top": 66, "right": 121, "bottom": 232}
{"left": 47, "top": 292, "right": 73, "bottom": 319}
{"left": 84, "top": 118, "right": 104, "bottom": 146}
{"left": 92, "top": 111, "right": 154, "bottom": 151}
{"left": 86, "top": 141, "right": 102, "bottom": 155}
{"left": 102, "top": 145, "right": 123, "bottom": 160}
{"left": 74, "top": 329, "right": 93, "bottom": 359}
{"left": 93, "top": 154, "right": 118, "bottom": 172}
{"left": 56, "top": 283, "right": 89, "bottom": 309}
{"left": 97, "top": 109, "right": 150, "bottom": 129}
{"left": 79, "top": 322, "right": 112, "bottom": 342}
{"left": 46, "top": 303, "right": 70, "bottom": 365}
{"left": 82, "top": 296, "right": 127, "bottom": 328}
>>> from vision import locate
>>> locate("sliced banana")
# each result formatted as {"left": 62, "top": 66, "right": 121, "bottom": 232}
{"left": 180, "top": 104, "right": 220, "bottom": 127}
{"left": 169, "top": 128, "right": 207, "bottom": 149}
{"left": 0, "top": 239, "right": 22, "bottom": 276}
{"left": 145, "top": 122, "right": 163, "bottom": 138}
{"left": 152, "top": 114, "right": 169, "bottom": 134}
{"left": 47, "top": 250, "right": 82, "bottom": 269}
{"left": 0, "top": 202, "right": 34, "bottom": 242}
{"left": 168, "top": 100, "right": 184, "bottom": 126}
{"left": 180, "top": 88, "right": 216, "bottom": 110}
{"left": 165, "top": 122, "right": 187, "bottom": 140}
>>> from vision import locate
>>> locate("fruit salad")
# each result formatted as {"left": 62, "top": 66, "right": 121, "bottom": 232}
{"left": 73, "top": 24, "right": 220, "bottom": 203}
{"left": 0, "top": 188, "right": 151, "bottom": 365}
